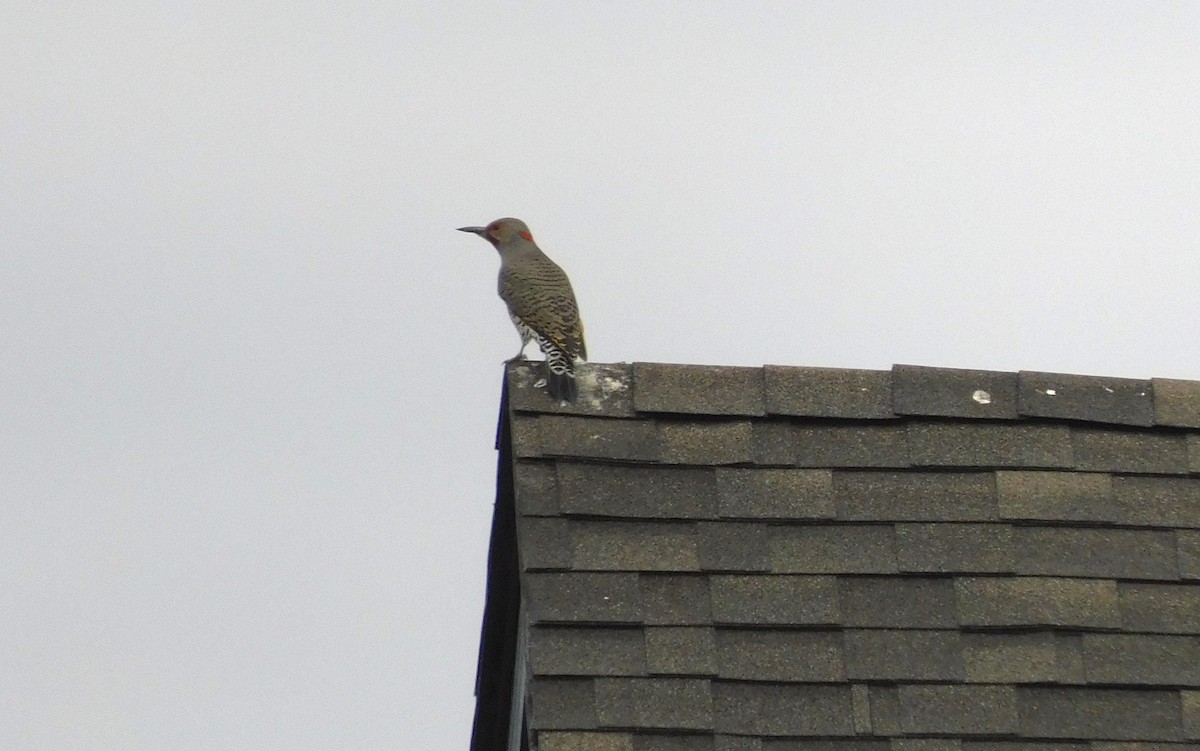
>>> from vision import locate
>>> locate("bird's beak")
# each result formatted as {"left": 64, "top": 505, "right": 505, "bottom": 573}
{"left": 457, "top": 226, "right": 486, "bottom": 235}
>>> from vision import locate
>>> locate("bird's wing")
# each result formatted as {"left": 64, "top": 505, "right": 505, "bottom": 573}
{"left": 499, "top": 261, "right": 587, "bottom": 361}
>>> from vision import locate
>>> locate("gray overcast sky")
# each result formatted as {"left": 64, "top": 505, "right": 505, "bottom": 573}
{"left": 2, "top": 2, "right": 1197, "bottom": 749}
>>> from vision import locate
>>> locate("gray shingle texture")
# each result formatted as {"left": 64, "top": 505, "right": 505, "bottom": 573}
{"left": 1152, "top": 378, "right": 1200, "bottom": 428}
{"left": 765, "top": 365, "right": 893, "bottom": 418}
{"left": 961, "top": 631, "right": 1060, "bottom": 684}
{"left": 906, "top": 422, "right": 1072, "bottom": 468}
{"left": 1018, "top": 371, "right": 1155, "bottom": 426}
{"left": 955, "top": 577, "right": 1121, "bottom": 629}
{"left": 658, "top": 420, "right": 755, "bottom": 465}
{"left": 892, "top": 364, "right": 1020, "bottom": 419}
{"left": 715, "top": 467, "right": 834, "bottom": 520}
{"left": 995, "top": 470, "right": 1117, "bottom": 524}
{"left": 753, "top": 421, "right": 908, "bottom": 468}
{"left": 845, "top": 629, "right": 965, "bottom": 682}
{"left": 1072, "top": 428, "right": 1191, "bottom": 474}
{"left": 475, "top": 362, "right": 1200, "bottom": 751}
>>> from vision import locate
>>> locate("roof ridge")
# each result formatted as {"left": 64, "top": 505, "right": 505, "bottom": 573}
{"left": 501, "top": 360, "right": 1200, "bottom": 430}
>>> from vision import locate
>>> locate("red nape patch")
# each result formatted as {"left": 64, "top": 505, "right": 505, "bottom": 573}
{"left": 519, "top": 230, "right": 533, "bottom": 242}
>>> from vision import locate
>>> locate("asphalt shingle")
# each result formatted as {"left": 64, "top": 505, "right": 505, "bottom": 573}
{"left": 961, "top": 632, "right": 1059, "bottom": 684}
{"left": 1081, "top": 633, "right": 1200, "bottom": 686}
{"left": 955, "top": 577, "right": 1121, "bottom": 630}
{"left": 1152, "top": 378, "right": 1200, "bottom": 428}
{"left": 511, "top": 413, "right": 543, "bottom": 458}
{"left": 907, "top": 422, "right": 1072, "bottom": 469}
{"left": 839, "top": 576, "right": 958, "bottom": 628}
{"left": 895, "top": 523, "right": 1014, "bottom": 574}
{"left": 892, "top": 364, "right": 1020, "bottom": 419}
{"left": 715, "top": 629, "right": 845, "bottom": 682}
{"left": 634, "top": 735, "right": 715, "bottom": 751}
{"left": 594, "top": 678, "right": 714, "bottom": 731}
{"left": 715, "top": 467, "right": 834, "bottom": 520}
{"left": 557, "top": 462, "right": 718, "bottom": 520}
{"left": 711, "top": 682, "right": 760, "bottom": 735}
{"left": 753, "top": 421, "right": 908, "bottom": 468}
{"left": 1012, "top": 527, "right": 1180, "bottom": 580}
{"left": 529, "top": 627, "right": 647, "bottom": 677}
{"left": 696, "top": 522, "right": 770, "bottom": 572}
{"left": 644, "top": 626, "right": 717, "bottom": 676}
{"left": 764, "top": 365, "right": 893, "bottom": 418}
{"left": 897, "top": 685, "right": 1019, "bottom": 736}
{"left": 540, "top": 731, "right": 635, "bottom": 751}
{"left": 1119, "top": 583, "right": 1200, "bottom": 634}
{"left": 769, "top": 524, "right": 898, "bottom": 574}
{"left": 713, "top": 736, "right": 761, "bottom": 751}
{"left": 1019, "top": 371, "right": 1155, "bottom": 426}
{"left": 640, "top": 574, "right": 713, "bottom": 626}
{"left": 1016, "top": 687, "right": 1183, "bottom": 741}
{"left": 844, "top": 629, "right": 964, "bottom": 682}
{"left": 867, "top": 685, "right": 901, "bottom": 735}
{"left": 994, "top": 470, "right": 1117, "bottom": 524}
{"left": 530, "top": 414, "right": 660, "bottom": 461}
{"left": 710, "top": 575, "right": 840, "bottom": 627}
{"left": 1180, "top": 530, "right": 1200, "bottom": 581}
{"left": 1184, "top": 690, "right": 1200, "bottom": 740}
{"left": 1072, "top": 428, "right": 1191, "bottom": 475}
{"left": 853, "top": 684, "right": 872, "bottom": 734}
{"left": 518, "top": 516, "right": 574, "bottom": 570}
{"left": 1054, "top": 634, "right": 1087, "bottom": 684}
{"left": 633, "top": 363, "right": 765, "bottom": 416}
{"left": 530, "top": 678, "right": 599, "bottom": 730}
{"left": 526, "top": 573, "right": 645, "bottom": 625}
{"left": 757, "top": 684, "right": 856, "bottom": 736}
{"left": 1113, "top": 477, "right": 1200, "bottom": 529}
{"left": 659, "top": 420, "right": 755, "bottom": 465}
{"left": 514, "top": 458, "right": 561, "bottom": 516}
{"left": 570, "top": 521, "right": 700, "bottom": 572}
{"left": 835, "top": 471, "right": 998, "bottom": 522}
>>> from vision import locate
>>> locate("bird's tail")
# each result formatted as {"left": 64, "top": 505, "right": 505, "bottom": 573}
{"left": 545, "top": 349, "right": 578, "bottom": 402}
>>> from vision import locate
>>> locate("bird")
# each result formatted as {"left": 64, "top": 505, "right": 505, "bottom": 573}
{"left": 458, "top": 218, "right": 587, "bottom": 402}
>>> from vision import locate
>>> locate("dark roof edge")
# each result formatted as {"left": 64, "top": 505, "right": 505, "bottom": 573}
{"left": 469, "top": 378, "right": 521, "bottom": 751}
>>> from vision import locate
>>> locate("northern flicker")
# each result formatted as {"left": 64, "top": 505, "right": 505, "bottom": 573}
{"left": 458, "top": 218, "right": 587, "bottom": 402}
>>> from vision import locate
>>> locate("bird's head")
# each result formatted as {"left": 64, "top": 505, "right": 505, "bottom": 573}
{"left": 457, "top": 217, "right": 534, "bottom": 248}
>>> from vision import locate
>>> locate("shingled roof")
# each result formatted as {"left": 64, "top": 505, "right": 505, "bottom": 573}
{"left": 471, "top": 362, "right": 1200, "bottom": 751}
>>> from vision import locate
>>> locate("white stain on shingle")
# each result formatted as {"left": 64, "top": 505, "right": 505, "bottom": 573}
{"left": 577, "top": 363, "right": 630, "bottom": 409}
{"left": 972, "top": 390, "right": 992, "bottom": 405}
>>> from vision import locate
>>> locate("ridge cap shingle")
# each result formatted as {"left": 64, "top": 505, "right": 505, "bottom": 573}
{"left": 505, "top": 360, "right": 1200, "bottom": 430}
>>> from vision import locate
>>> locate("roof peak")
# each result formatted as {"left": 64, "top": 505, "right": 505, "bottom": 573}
{"left": 503, "top": 360, "right": 1200, "bottom": 430}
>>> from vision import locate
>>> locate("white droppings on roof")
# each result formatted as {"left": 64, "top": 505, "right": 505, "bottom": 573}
{"left": 576, "top": 364, "right": 631, "bottom": 408}
{"left": 972, "top": 390, "right": 992, "bottom": 405}
{"left": 1044, "top": 389, "right": 1057, "bottom": 396}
